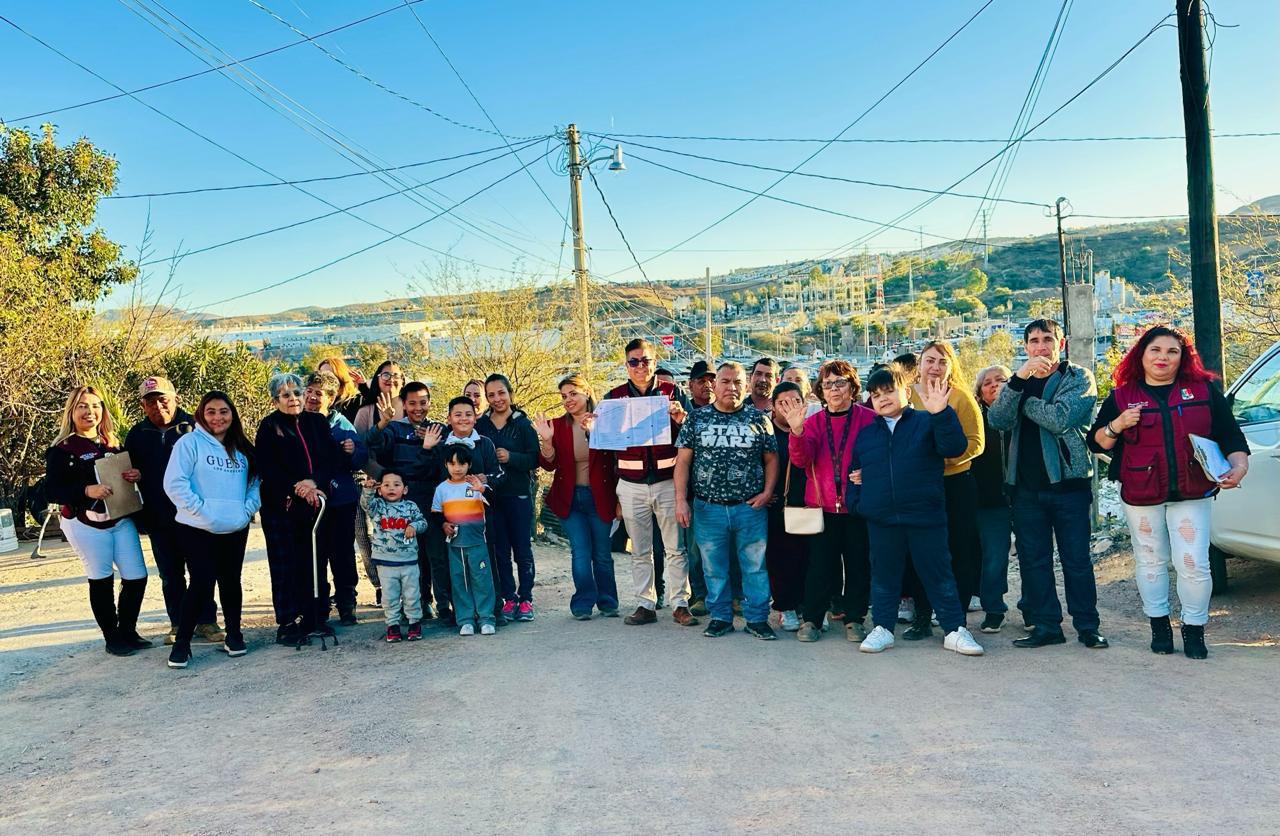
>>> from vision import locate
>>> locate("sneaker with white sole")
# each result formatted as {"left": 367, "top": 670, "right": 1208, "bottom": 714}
{"left": 897, "top": 598, "right": 915, "bottom": 623}
{"left": 967, "top": 595, "right": 982, "bottom": 613}
{"left": 480, "top": 623, "right": 496, "bottom": 636}
{"left": 859, "top": 625, "right": 895, "bottom": 653}
{"left": 944, "top": 626, "right": 985, "bottom": 656}
{"left": 780, "top": 610, "right": 801, "bottom": 632}
{"left": 459, "top": 624, "right": 475, "bottom": 636}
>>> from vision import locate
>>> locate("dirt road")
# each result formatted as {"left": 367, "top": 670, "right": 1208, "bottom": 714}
{"left": 1, "top": 531, "right": 1277, "bottom": 834}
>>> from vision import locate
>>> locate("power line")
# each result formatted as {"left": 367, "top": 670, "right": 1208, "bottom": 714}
{"left": 119, "top": 0, "right": 559, "bottom": 266}
{"left": 584, "top": 164, "right": 662, "bottom": 300}
{"left": 585, "top": 133, "right": 1048, "bottom": 208}
{"left": 140, "top": 138, "right": 544, "bottom": 265}
{"left": 397, "top": 0, "right": 567, "bottom": 226}
{"left": 593, "top": 130, "right": 1280, "bottom": 144}
{"left": 196, "top": 145, "right": 556, "bottom": 310}
{"left": 603, "top": 0, "right": 996, "bottom": 278}
{"left": 106, "top": 141, "right": 536, "bottom": 199}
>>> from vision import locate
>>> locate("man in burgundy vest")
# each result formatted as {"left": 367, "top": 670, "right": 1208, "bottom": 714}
{"left": 602, "top": 338, "right": 699, "bottom": 627}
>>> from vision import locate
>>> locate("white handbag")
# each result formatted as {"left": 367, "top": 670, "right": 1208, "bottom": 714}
{"left": 782, "top": 465, "right": 824, "bottom": 535}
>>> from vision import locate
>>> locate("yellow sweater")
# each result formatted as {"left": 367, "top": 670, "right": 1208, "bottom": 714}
{"left": 909, "top": 385, "right": 985, "bottom": 476}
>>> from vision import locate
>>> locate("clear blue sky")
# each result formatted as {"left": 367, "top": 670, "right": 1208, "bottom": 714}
{"left": 4, "top": 0, "right": 1277, "bottom": 316}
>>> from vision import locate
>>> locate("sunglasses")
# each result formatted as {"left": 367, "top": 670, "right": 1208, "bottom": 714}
{"left": 626, "top": 357, "right": 654, "bottom": 368}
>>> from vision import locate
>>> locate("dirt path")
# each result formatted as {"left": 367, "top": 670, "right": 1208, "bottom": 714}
{"left": 1, "top": 532, "right": 1277, "bottom": 834}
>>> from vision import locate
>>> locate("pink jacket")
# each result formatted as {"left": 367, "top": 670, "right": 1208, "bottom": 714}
{"left": 788, "top": 405, "right": 876, "bottom": 513}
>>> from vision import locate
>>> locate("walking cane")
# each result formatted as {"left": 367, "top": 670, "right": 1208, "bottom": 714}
{"left": 299, "top": 492, "right": 338, "bottom": 651}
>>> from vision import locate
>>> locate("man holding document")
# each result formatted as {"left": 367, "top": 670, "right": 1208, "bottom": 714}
{"left": 1090, "top": 326, "right": 1250, "bottom": 659}
{"left": 596, "top": 338, "right": 699, "bottom": 627}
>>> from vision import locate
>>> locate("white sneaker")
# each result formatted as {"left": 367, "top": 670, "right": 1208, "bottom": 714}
{"left": 944, "top": 626, "right": 985, "bottom": 656}
{"left": 897, "top": 597, "right": 915, "bottom": 623}
{"left": 859, "top": 625, "right": 895, "bottom": 653}
{"left": 821, "top": 615, "right": 830, "bottom": 632}
{"left": 459, "top": 624, "right": 475, "bottom": 636}
{"left": 781, "top": 610, "right": 801, "bottom": 632}
{"left": 930, "top": 614, "right": 939, "bottom": 627}
{"left": 967, "top": 595, "right": 982, "bottom": 612}
{"left": 480, "top": 623, "right": 496, "bottom": 636}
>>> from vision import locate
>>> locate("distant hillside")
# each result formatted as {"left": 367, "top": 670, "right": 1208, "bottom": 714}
{"left": 1231, "top": 194, "right": 1280, "bottom": 215}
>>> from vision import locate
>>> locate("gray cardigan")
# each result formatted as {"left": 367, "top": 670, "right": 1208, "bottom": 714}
{"left": 988, "top": 360, "right": 1097, "bottom": 486}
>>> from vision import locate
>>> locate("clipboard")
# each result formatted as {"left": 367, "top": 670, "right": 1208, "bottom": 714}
{"left": 94, "top": 452, "right": 144, "bottom": 519}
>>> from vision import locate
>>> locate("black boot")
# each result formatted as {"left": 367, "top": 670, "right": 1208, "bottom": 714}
{"left": 88, "top": 577, "right": 132, "bottom": 656}
{"left": 1182, "top": 624, "right": 1208, "bottom": 660}
{"left": 116, "top": 577, "right": 153, "bottom": 649}
{"left": 1150, "top": 616, "right": 1175, "bottom": 654}
{"left": 903, "top": 618, "right": 934, "bottom": 641}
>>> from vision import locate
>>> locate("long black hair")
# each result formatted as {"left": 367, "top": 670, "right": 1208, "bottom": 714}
{"left": 359, "top": 360, "right": 402, "bottom": 407}
{"left": 195, "top": 390, "right": 256, "bottom": 479}
{"left": 483, "top": 373, "right": 522, "bottom": 414}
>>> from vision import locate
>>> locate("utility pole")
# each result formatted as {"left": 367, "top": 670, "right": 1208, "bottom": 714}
{"left": 566, "top": 124, "right": 591, "bottom": 370}
{"left": 1177, "top": 0, "right": 1225, "bottom": 376}
{"left": 981, "top": 208, "right": 990, "bottom": 268}
{"left": 704, "top": 266, "right": 712, "bottom": 360}
{"left": 1055, "top": 196, "right": 1070, "bottom": 359}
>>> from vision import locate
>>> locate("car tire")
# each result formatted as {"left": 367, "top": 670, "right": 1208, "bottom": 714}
{"left": 1209, "top": 546, "right": 1230, "bottom": 596}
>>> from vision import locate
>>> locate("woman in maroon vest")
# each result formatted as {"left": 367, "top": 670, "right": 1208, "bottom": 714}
{"left": 1089, "top": 325, "right": 1249, "bottom": 659}
{"left": 534, "top": 374, "right": 619, "bottom": 620}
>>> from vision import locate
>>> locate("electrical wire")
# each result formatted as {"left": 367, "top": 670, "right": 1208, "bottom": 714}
{"left": 195, "top": 144, "right": 556, "bottom": 310}
{"left": 584, "top": 164, "right": 667, "bottom": 302}
{"left": 105, "top": 141, "right": 533, "bottom": 199}
{"left": 119, "top": 0, "right": 560, "bottom": 266}
{"left": 591, "top": 131, "right": 1280, "bottom": 144}
{"left": 584, "top": 133, "right": 1048, "bottom": 208}
{"left": 397, "top": 0, "right": 568, "bottom": 226}
{"left": 609, "top": 0, "right": 996, "bottom": 277}
{"left": 139, "top": 138, "right": 544, "bottom": 265}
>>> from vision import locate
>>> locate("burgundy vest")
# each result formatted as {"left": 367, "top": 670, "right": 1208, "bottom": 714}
{"left": 605, "top": 380, "right": 681, "bottom": 484}
{"left": 1113, "top": 380, "right": 1217, "bottom": 505}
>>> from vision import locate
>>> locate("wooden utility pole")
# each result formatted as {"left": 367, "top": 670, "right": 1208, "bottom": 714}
{"left": 704, "top": 267, "right": 712, "bottom": 360}
{"left": 1055, "top": 196, "right": 1070, "bottom": 360}
{"left": 1177, "top": 0, "right": 1225, "bottom": 376}
{"left": 566, "top": 124, "right": 591, "bottom": 370}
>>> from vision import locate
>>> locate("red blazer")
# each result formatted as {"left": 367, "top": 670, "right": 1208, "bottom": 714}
{"left": 538, "top": 413, "right": 617, "bottom": 522}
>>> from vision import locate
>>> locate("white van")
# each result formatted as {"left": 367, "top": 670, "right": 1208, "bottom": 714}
{"left": 1210, "top": 339, "right": 1280, "bottom": 588}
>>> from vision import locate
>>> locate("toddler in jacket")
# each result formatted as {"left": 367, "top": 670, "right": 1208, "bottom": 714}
{"left": 430, "top": 445, "right": 496, "bottom": 636}
{"left": 851, "top": 365, "right": 985, "bottom": 657}
{"left": 361, "top": 469, "right": 428, "bottom": 643}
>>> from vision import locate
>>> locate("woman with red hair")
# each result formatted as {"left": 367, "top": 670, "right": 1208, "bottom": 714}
{"left": 1089, "top": 325, "right": 1249, "bottom": 659}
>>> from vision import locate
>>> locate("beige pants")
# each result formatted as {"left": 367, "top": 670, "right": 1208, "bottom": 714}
{"left": 617, "top": 479, "right": 690, "bottom": 609}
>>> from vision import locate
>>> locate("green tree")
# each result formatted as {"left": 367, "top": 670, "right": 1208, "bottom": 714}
{"left": 0, "top": 124, "right": 137, "bottom": 503}
{"left": 962, "top": 267, "right": 989, "bottom": 296}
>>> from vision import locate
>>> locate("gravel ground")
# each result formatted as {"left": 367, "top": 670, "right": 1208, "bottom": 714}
{"left": 1, "top": 529, "right": 1277, "bottom": 834}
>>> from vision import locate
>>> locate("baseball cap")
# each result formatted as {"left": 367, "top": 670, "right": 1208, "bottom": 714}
{"left": 138, "top": 376, "right": 177, "bottom": 398}
{"left": 688, "top": 360, "right": 715, "bottom": 380}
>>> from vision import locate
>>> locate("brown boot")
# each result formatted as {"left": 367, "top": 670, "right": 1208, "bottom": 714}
{"left": 672, "top": 606, "right": 700, "bottom": 627}
{"left": 623, "top": 606, "right": 657, "bottom": 625}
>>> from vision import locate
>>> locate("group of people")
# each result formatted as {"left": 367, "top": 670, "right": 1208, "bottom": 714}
{"left": 45, "top": 317, "right": 1249, "bottom": 670}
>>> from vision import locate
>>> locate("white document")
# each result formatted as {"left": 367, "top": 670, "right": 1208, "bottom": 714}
{"left": 589, "top": 396, "right": 672, "bottom": 451}
{"left": 1189, "top": 434, "right": 1232, "bottom": 483}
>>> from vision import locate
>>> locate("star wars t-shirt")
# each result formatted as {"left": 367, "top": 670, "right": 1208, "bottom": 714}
{"left": 676, "top": 403, "right": 776, "bottom": 503}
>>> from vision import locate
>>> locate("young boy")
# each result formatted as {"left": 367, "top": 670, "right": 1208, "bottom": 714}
{"left": 851, "top": 365, "right": 985, "bottom": 657}
{"left": 368, "top": 381, "right": 451, "bottom": 623}
{"left": 360, "top": 469, "right": 428, "bottom": 643}
{"left": 430, "top": 445, "right": 497, "bottom": 636}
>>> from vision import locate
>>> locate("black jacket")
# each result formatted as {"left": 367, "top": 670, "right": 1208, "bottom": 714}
{"left": 970, "top": 404, "right": 1010, "bottom": 509}
{"left": 254, "top": 410, "right": 343, "bottom": 516}
{"left": 476, "top": 409, "right": 539, "bottom": 498}
{"left": 124, "top": 409, "right": 195, "bottom": 528}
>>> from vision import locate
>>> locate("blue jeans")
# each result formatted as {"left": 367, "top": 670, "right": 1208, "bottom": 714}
{"left": 692, "top": 499, "right": 769, "bottom": 623}
{"left": 491, "top": 494, "right": 536, "bottom": 603}
{"left": 561, "top": 487, "right": 618, "bottom": 616}
{"left": 975, "top": 506, "right": 1012, "bottom": 615}
{"left": 868, "top": 522, "right": 964, "bottom": 633}
{"left": 1011, "top": 487, "right": 1099, "bottom": 633}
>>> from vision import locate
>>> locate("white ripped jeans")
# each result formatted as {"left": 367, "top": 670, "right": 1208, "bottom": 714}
{"left": 1122, "top": 498, "right": 1212, "bottom": 626}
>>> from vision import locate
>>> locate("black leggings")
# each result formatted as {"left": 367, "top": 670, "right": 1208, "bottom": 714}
{"left": 175, "top": 523, "right": 249, "bottom": 644}
{"left": 801, "top": 512, "right": 870, "bottom": 627}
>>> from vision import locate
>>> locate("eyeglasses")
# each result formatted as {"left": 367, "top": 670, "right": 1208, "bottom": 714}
{"left": 378, "top": 372, "right": 404, "bottom": 381}
{"left": 822, "top": 379, "right": 851, "bottom": 390}
{"left": 279, "top": 388, "right": 304, "bottom": 398}
{"left": 626, "top": 357, "right": 654, "bottom": 368}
